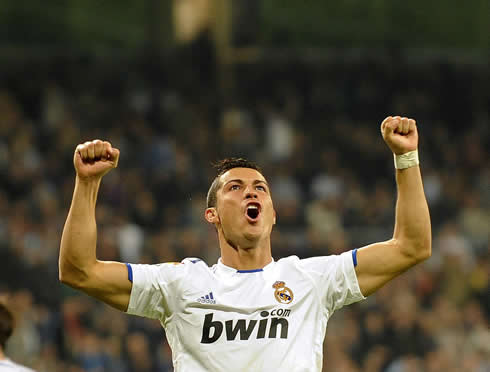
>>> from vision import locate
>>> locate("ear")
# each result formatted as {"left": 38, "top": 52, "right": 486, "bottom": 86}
{"left": 273, "top": 208, "right": 277, "bottom": 225}
{"left": 205, "top": 207, "right": 220, "bottom": 224}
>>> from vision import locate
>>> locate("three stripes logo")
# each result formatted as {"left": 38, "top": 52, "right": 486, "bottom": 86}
{"left": 197, "top": 292, "right": 216, "bottom": 304}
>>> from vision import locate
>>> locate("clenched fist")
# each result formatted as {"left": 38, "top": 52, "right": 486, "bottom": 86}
{"left": 381, "top": 116, "right": 418, "bottom": 155}
{"left": 74, "top": 140, "right": 120, "bottom": 180}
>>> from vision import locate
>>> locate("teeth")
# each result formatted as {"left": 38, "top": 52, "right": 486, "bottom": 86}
{"left": 248, "top": 205, "right": 258, "bottom": 209}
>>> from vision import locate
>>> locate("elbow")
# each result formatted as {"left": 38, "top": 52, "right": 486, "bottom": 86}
{"left": 59, "top": 262, "right": 90, "bottom": 290}
{"left": 418, "top": 232, "right": 432, "bottom": 261}
{"left": 409, "top": 238, "right": 432, "bottom": 264}
{"left": 398, "top": 236, "right": 432, "bottom": 265}
{"left": 59, "top": 270, "right": 81, "bottom": 290}
{"left": 417, "top": 241, "right": 432, "bottom": 262}
{"left": 59, "top": 271, "right": 77, "bottom": 289}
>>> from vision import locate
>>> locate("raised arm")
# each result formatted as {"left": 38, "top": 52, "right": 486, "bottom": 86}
{"left": 59, "top": 140, "right": 131, "bottom": 311}
{"left": 355, "top": 116, "right": 431, "bottom": 296}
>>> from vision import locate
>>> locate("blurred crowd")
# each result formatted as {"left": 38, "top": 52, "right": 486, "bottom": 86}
{"left": 0, "top": 48, "right": 488, "bottom": 371}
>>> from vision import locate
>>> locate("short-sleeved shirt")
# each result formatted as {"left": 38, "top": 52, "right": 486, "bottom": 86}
{"left": 126, "top": 251, "right": 365, "bottom": 372}
{"left": 0, "top": 359, "right": 36, "bottom": 372}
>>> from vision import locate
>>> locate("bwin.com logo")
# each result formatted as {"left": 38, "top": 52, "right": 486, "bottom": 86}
{"left": 197, "top": 292, "right": 216, "bottom": 304}
{"left": 200, "top": 309, "right": 291, "bottom": 343}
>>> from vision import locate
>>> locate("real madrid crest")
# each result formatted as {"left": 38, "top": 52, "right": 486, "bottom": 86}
{"left": 273, "top": 281, "right": 294, "bottom": 304}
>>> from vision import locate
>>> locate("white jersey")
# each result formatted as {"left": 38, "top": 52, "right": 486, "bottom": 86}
{"left": 126, "top": 250, "right": 365, "bottom": 372}
{"left": 0, "top": 359, "right": 36, "bottom": 372}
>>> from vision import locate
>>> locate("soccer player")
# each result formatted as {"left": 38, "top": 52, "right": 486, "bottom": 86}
{"left": 59, "top": 116, "right": 431, "bottom": 371}
{"left": 0, "top": 303, "right": 36, "bottom": 372}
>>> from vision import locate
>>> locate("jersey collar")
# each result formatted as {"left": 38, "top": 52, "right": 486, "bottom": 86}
{"left": 216, "top": 257, "right": 275, "bottom": 275}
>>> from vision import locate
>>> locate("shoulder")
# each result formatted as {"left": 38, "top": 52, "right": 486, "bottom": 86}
{"left": 277, "top": 252, "right": 354, "bottom": 274}
{"left": 180, "top": 257, "right": 208, "bottom": 267}
{"left": 276, "top": 255, "right": 301, "bottom": 266}
{"left": 275, "top": 255, "right": 322, "bottom": 274}
{"left": 276, "top": 254, "right": 336, "bottom": 267}
{"left": 132, "top": 257, "right": 209, "bottom": 272}
{"left": 128, "top": 257, "right": 211, "bottom": 285}
{"left": 177, "top": 257, "right": 211, "bottom": 274}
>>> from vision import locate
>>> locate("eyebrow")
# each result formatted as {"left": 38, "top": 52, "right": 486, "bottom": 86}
{"left": 223, "top": 179, "right": 270, "bottom": 188}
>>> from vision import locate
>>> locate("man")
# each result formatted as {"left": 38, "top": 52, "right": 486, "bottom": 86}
{"left": 59, "top": 116, "right": 431, "bottom": 371}
{"left": 0, "top": 303, "right": 36, "bottom": 372}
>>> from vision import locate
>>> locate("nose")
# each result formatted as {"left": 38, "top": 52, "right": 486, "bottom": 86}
{"left": 245, "top": 186, "right": 258, "bottom": 199}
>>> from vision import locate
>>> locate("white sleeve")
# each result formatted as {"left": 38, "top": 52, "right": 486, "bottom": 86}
{"left": 125, "top": 261, "right": 190, "bottom": 321}
{"left": 299, "top": 250, "right": 365, "bottom": 314}
{"left": 0, "top": 359, "right": 37, "bottom": 372}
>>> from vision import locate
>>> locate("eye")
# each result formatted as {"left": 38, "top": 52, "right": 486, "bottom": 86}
{"left": 256, "top": 185, "right": 266, "bottom": 191}
{"left": 230, "top": 184, "right": 241, "bottom": 190}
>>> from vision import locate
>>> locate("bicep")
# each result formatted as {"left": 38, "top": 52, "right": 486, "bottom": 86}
{"left": 82, "top": 260, "right": 132, "bottom": 312}
{"left": 355, "top": 239, "right": 418, "bottom": 297}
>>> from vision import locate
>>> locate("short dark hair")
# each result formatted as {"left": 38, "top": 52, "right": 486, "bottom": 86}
{"left": 0, "top": 303, "right": 13, "bottom": 349}
{"left": 206, "top": 158, "right": 262, "bottom": 208}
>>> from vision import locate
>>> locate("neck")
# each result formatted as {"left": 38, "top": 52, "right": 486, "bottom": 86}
{"left": 219, "top": 234, "right": 273, "bottom": 271}
{"left": 0, "top": 348, "right": 5, "bottom": 359}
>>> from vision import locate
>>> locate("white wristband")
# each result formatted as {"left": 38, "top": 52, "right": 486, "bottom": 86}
{"left": 394, "top": 150, "right": 419, "bottom": 169}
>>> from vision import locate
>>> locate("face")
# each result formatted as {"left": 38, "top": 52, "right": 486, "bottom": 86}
{"left": 205, "top": 168, "right": 276, "bottom": 247}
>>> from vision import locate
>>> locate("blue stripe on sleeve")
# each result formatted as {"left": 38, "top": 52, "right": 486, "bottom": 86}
{"left": 125, "top": 263, "right": 133, "bottom": 283}
{"left": 352, "top": 249, "right": 358, "bottom": 267}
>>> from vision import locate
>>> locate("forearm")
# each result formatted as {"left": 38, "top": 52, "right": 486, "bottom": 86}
{"left": 354, "top": 117, "right": 431, "bottom": 296}
{"left": 393, "top": 166, "right": 431, "bottom": 260}
{"left": 59, "top": 177, "right": 101, "bottom": 285}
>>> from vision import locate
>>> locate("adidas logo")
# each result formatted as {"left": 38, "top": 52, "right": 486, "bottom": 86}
{"left": 197, "top": 292, "right": 216, "bottom": 304}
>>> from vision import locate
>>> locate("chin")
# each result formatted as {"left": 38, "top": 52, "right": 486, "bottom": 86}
{"left": 243, "top": 231, "right": 261, "bottom": 242}
{"left": 243, "top": 226, "right": 266, "bottom": 243}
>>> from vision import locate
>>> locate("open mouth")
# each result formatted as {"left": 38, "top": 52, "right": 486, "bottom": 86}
{"left": 246, "top": 203, "right": 261, "bottom": 221}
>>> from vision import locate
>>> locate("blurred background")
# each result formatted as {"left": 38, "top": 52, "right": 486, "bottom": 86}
{"left": 0, "top": 1, "right": 488, "bottom": 371}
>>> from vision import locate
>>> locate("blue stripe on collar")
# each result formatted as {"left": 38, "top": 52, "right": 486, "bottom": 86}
{"left": 237, "top": 268, "right": 264, "bottom": 273}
